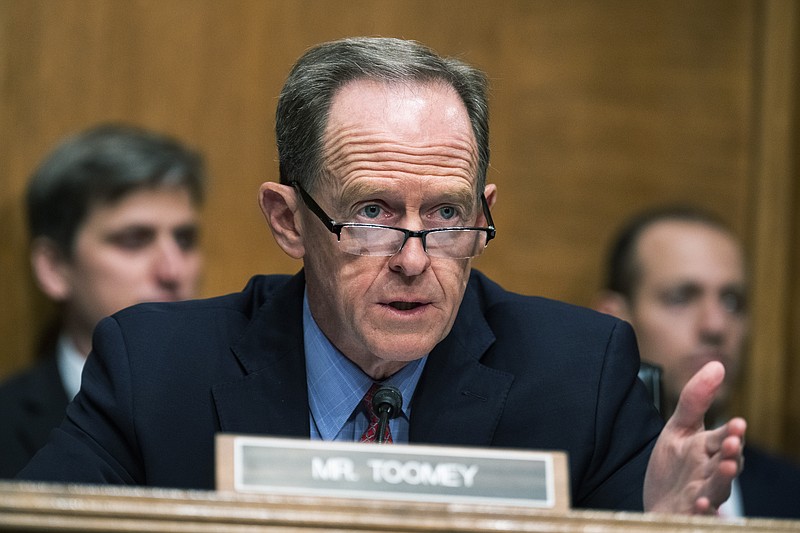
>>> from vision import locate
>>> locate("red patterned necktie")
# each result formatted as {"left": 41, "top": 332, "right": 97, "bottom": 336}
{"left": 359, "top": 383, "right": 393, "bottom": 443}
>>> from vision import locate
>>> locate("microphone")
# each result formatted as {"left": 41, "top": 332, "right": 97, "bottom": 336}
{"left": 372, "top": 385, "right": 403, "bottom": 444}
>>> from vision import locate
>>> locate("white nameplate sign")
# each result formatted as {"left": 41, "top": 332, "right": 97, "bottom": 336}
{"left": 216, "top": 434, "right": 569, "bottom": 511}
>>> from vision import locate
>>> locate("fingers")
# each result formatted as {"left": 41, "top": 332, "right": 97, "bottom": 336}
{"left": 703, "top": 422, "right": 742, "bottom": 455}
{"left": 705, "top": 419, "right": 746, "bottom": 469}
{"left": 644, "top": 363, "right": 748, "bottom": 515}
{"left": 693, "top": 496, "right": 714, "bottom": 515}
{"left": 725, "top": 417, "right": 747, "bottom": 440}
{"left": 719, "top": 419, "right": 746, "bottom": 475}
{"left": 668, "top": 361, "right": 725, "bottom": 432}
{"left": 697, "top": 420, "right": 746, "bottom": 509}
{"left": 702, "top": 468, "right": 735, "bottom": 510}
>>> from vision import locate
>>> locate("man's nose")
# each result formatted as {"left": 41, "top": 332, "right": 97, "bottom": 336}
{"left": 698, "top": 299, "right": 729, "bottom": 342}
{"left": 388, "top": 234, "right": 431, "bottom": 276}
{"left": 153, "top": 238, "right": 189, "bottom": 288}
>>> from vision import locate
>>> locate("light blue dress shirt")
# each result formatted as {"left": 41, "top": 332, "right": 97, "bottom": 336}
{"left": 303, "top": 291, "right": 426, "bottom": 443}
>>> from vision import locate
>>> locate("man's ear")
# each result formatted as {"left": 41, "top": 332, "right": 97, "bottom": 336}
{"left": 483, "top": 183, "right": 497, "bottom": 211}
{"left": 258, "top": 182, "right": 305, "bottom": 259}
{"left": 592, "top": 290, "right": 632, "bottom": 321}
{"left": 30, "top": 237, "right": 72, "bottom": 302}
{"left": 480, "top": 183, "right": 497, "bottom": 227}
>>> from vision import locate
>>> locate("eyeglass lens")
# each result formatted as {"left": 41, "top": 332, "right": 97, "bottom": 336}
{"left": 338, "top": 226, "right": 488, "bottom": 259}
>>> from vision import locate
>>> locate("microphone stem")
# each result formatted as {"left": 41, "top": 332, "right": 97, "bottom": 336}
{"left": 376, "top": 410, "right": 390, "bottom": 444}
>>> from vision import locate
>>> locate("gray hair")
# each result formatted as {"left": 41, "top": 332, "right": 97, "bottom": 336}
{"left": 276, "top": 37, "right": 489, "bottom": 195}
{"left": 26, "top": 123, "right": 206, "bottom": 256}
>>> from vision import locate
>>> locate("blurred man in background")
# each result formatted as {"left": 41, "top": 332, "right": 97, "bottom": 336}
{"left": 0, "top": 123, "right": 206, "bottom": 477}
{"left": 595, "top": 205, "right": 800, "bottom": 519}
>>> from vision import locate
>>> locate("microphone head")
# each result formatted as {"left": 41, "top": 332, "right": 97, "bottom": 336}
{"left": 372, "top": 385, "right": 403, "bottom": 419}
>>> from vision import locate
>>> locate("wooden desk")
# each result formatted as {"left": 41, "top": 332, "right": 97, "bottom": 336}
{"left": 1, "top": 481, "right": 799, "bottom": 532}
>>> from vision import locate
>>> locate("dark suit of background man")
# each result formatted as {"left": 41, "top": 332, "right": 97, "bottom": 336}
{"left": 594, "top": 206, "right": 800, "bottom": 519}
{"left": 0, "top": 124, "right": 206, "bottom": 478}
{"left": 18, "top": 37, "right": 746, "bottom": 516}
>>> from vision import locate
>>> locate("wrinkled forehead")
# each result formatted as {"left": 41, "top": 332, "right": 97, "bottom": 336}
{"left": 319, "top": 79, "right": 480, "bottom": 189}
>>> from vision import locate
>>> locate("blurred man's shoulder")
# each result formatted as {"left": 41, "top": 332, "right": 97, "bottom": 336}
{"left": 740, "top": 445, "right": 800, "bottom": 519}
{"left": 115, "top": 273, "right": 298, "bottom": 320}
{"left": 0, "top": 356, "right": 60, "bottom": 402}
{"left": 742, "top": 445, "right": 800, "bottom": 480}
{"left": 468, "top": 269, "right": 621, "bottom": 327}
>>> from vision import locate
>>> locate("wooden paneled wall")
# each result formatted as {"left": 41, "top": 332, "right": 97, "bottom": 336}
{"left": 1, "top": 1, "right": 798, "bottom": 461}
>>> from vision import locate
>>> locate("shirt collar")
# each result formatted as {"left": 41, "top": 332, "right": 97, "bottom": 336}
{"left": 303, "top": 290, "right": 426, "bottom": 440}
{"left": 56, "top": 334, "right": 86, "bottom": 401}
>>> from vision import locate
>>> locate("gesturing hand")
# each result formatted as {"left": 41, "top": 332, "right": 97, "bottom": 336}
{"left": 643, "top": 361, "right": 747, "bottom": 515}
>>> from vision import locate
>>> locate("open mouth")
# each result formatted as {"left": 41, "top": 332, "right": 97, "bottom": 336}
{"left": 389, "top": 301, "right": 423, "bottom": 311}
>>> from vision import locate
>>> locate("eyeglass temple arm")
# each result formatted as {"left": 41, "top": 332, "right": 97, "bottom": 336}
{"left": 291, "top": 182, "right": 340, "bottom": 234}
{"left": 481, "top": 194, "right": 496, "bottom": 242}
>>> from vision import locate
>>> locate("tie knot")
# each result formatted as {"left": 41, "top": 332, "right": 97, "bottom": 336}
{"left": 360, "top": 383, "right": 393, "bottom": 443}
{"left": 362, "top": 383, "right": 382, "bottom": 417}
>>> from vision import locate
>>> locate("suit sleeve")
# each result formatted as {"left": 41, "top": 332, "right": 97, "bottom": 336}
{"left": 17, "top": 316, "right": 143, "bottom": 484}
{"left": 573, "top": 320, "right": 663, "bottom": 510}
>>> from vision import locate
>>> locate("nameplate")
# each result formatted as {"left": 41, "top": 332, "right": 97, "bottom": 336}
{"left": 216, "top": 435, "right": 569, "bottom": 510}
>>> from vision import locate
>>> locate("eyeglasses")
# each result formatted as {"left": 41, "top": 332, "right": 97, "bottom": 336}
{"left": 292, "top": 182, "right": 496, "bottom": 259}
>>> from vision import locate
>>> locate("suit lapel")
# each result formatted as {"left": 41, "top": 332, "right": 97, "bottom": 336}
{"left": 211, "top": 271, "right": 514, "bottom": 446}
{"left": 410, "top": 280, "right": 514, "bottom": 446}
{"left": 212, "top": 273, "right": 311, "bottom": 438}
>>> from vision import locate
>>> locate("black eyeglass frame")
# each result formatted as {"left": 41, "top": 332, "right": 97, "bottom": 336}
{"left": 291, "top": 181, "right": 496, "bottom": 257}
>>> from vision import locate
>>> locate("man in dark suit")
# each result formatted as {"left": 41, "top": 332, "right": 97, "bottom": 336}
{"left": 0, "top": 124, "right": 206, "bottom": 478}
{"left": 0, "top": 342, "right": 66, "bottom": 479}
{"left": 594, "top": 205, "right": 800, "bottom": 519}
{"left": 18, "top": 37, "right": 745, "bottom": 515}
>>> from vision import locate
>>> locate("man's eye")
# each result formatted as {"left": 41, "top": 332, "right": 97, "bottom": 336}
{"left": 359, "top": 205, "right": 383, "bottom": 219}
{"left": 174, "top": 227, "right": 199, "bottom": 251}
{"left": 662, "top": 289, "right": 691, "bottom": 306}
{"left": 438, "top": 206, "right": 458, "bottom": 220}
{"left": 109, "top": 229, "right": 154, "bottom": 250}
{"left": 721, "top": 292, "right": 747, "bottom": 314}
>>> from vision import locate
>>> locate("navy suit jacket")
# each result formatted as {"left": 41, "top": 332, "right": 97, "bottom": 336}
{"left": 19, "top": 270, "right": 662, "bottom": 511}
{"left": 739, "top": 446, "right": 800, "bottom": 519}
{"left": 0, "top": 352, "right": 68, "bottom": 478}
